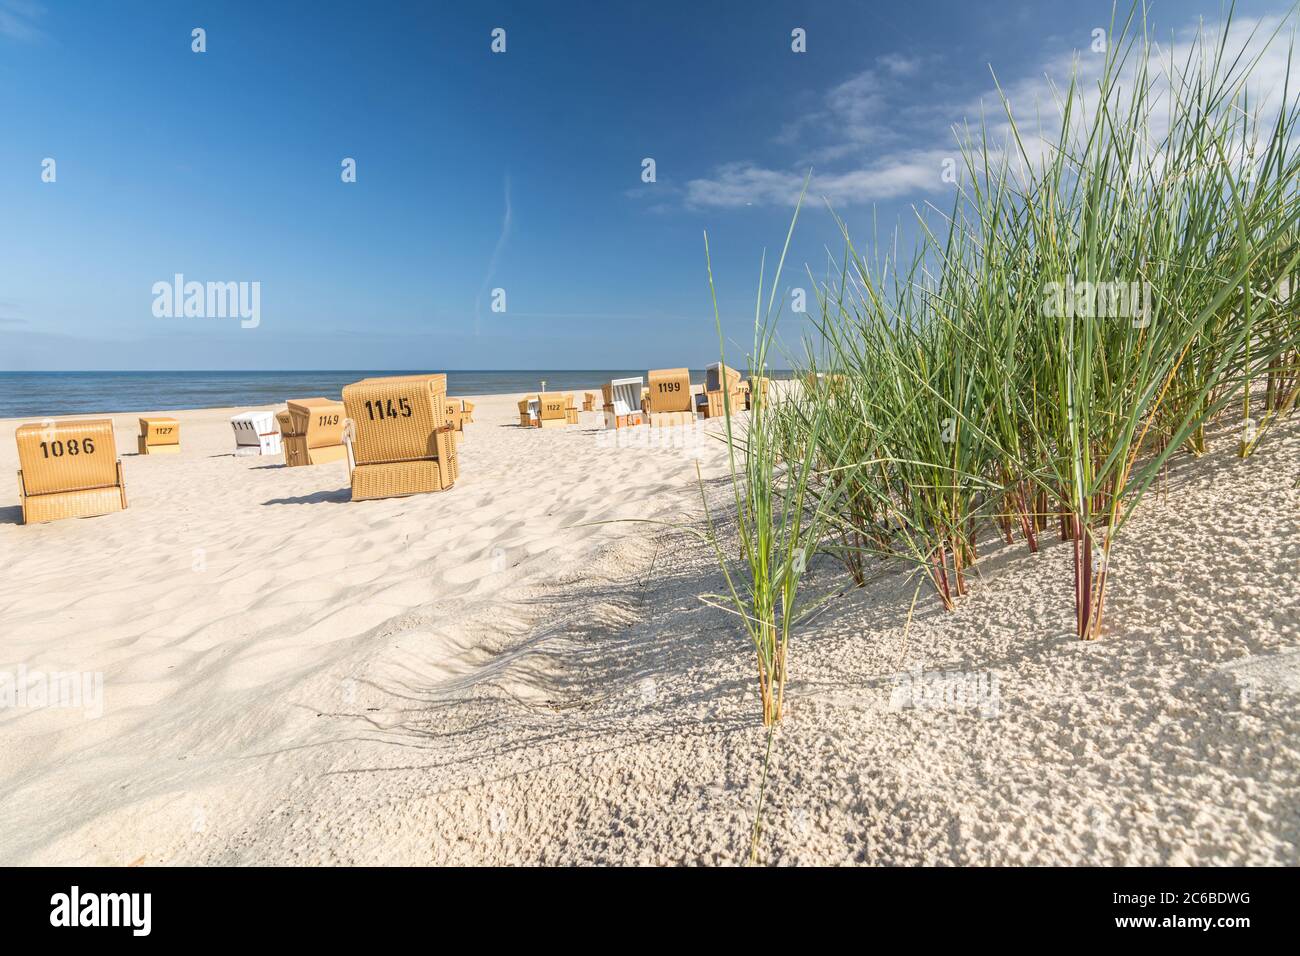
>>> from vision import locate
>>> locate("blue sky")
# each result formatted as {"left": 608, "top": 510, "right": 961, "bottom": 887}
{"left": 0, "top": 0, "right": 1293, "bottom": 370}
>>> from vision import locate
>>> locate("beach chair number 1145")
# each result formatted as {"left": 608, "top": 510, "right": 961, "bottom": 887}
{"left": 360, "top": 399, "right": 411, "bottom": 421}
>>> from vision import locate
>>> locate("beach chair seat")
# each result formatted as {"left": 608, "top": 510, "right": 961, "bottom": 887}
{"left": 137, "top": 416, "right": 180, "bottom": 455}
{"left": 582, "top": 392, "right": 595, "bottom": 412}
{"left": 15, "top": 418, "right": 128, "bottom": 524}
{"left": 341, "top": 374, "right": 457, "bottom": 499}
{"left": 461, "top": 400, "right": 475, "bottom": 424}
{"left": 650, "top": 411, "right": 693, "bottom": 428}
{"left": 705, "top": 390, "right": 742, "bottom": 419}
{"left": 281, "top": 398, "right": 347, "bottom": 466}
{"left": 231, "top": 411, "right": 282, "bottom": 457}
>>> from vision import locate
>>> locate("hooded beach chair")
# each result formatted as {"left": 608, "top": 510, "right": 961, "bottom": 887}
{"left": 281, "top": 398, "right": 347, "bottom": 466}
{"left": 607, "top": 377, "right": 642, "bottom": 416}
{"left": 602, "top": 376, "right": 646, "bottom": 428}
{"left": 341, "top": 373, "right": 457, "bottom": 500}
{"left": 137, "top": 416, "right": 180, "bottom": 455}
{"left": 516, "top": 395, "right": 539, "bottom": 427}
{"left": 231, "top": 410, "right": 282, "bottom": 457}
{"left": 705, "top": 362, "right": 742, "bottom": 395}
{"left": 743, "top": 377, "right": 770, "bottom": 410}
{"left": 443, "top": 397, "right": 466, "bottom": 446}
{"left": 702, "top": 362, "right": 745, "bottom": 419}
{"left": 15, "top": 419, "right": 127, "bottom": 524}
{"left": 537, "top": 392, "right": 568, "bottom": 429}
{"left": 647, "top": 368, "right": 693, "bottom": 414}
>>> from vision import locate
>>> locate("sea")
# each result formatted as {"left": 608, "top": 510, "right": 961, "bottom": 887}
{"left": 0, "top": 370, "right": 783, "bottom": 419}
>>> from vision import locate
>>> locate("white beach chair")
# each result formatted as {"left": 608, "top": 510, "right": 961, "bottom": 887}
{"left": 608, "top": 376, "right": 643, "bottom": 417}
{"left": 231, "top": 411, "right": 282, "bottom": 457}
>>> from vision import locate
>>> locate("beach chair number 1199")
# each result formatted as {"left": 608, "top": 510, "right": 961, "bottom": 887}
{"left": 361, "top": 399, "right": 411, "bottom": 421}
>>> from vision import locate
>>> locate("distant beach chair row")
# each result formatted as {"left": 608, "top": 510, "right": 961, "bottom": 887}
{"left": 13, "top": 376, "right": 472, "bottom": 524}
{"left": 508, "top": 368, "right": 761, "bottom": 435}
{"left": 592, "top": 364, "right": 760, "bottom": 431}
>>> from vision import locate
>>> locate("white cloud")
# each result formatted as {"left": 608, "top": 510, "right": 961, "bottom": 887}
{"left": 0, "top": 0, "right": 45, "bottom": 42}
{"left": 685, "top": 9, "right": 1299, "bottom": 210}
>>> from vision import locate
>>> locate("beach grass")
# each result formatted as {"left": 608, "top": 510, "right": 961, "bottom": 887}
{"left": 733, "top": 3, "right": 1300, "bottom": 645}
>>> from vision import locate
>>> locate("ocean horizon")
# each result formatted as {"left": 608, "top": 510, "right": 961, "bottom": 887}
{"left": 0, "top": 370, "right": 792, "bottom": 420}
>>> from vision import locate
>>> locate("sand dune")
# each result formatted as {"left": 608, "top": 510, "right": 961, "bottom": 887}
{"left": 0, "top": 397, "right": 1296, "bottom": 864}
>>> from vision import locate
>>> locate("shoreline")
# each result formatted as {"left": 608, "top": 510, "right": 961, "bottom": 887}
{"left": 0, "top": 389, "right": 602, "bottom": 428}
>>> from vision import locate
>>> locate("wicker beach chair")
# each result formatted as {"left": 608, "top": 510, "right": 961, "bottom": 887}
{"left": 701, "top": 362, "right": 745, "bottom": 420}
{"left": 281, "top": 398, "right": 347, "bottom": 466}
{"left": 516, "top": 396, "right": 539, "bottom": 427}
{"left": 341, "top": 374, "right": 457, "bottom": 500}
{"left": 444, "top": 397, "right": 466, "bottom": 445}
{"left": 647, "top": 368, "right": 693, "bottom": 413}
{"left": 15, "top": 418, "right": 128, "bottom": 524}
{"left": 537, "top": 392, "right": 568, "bottom": 429}
{"left": 137, "top": 416, "right": 180, "bottom": 455}
{"left": 705, "top": 362, "right": 742, "bottom": 395}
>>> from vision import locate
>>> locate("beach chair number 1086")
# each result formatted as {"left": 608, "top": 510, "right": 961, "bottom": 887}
{"left": 361, "top": 399, "right": 411, "bottom": 421}
{"left": 39, "top": 438, "right": 96, "bottom": 457}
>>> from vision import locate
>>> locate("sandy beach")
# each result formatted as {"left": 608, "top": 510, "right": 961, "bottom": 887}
{"left": 0, "top": 394, "right": 1296, "bottom": 865}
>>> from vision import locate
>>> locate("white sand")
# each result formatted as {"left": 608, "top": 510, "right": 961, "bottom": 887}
{"left": 0, "top": 396, "right": 1296, "bottom": 865}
